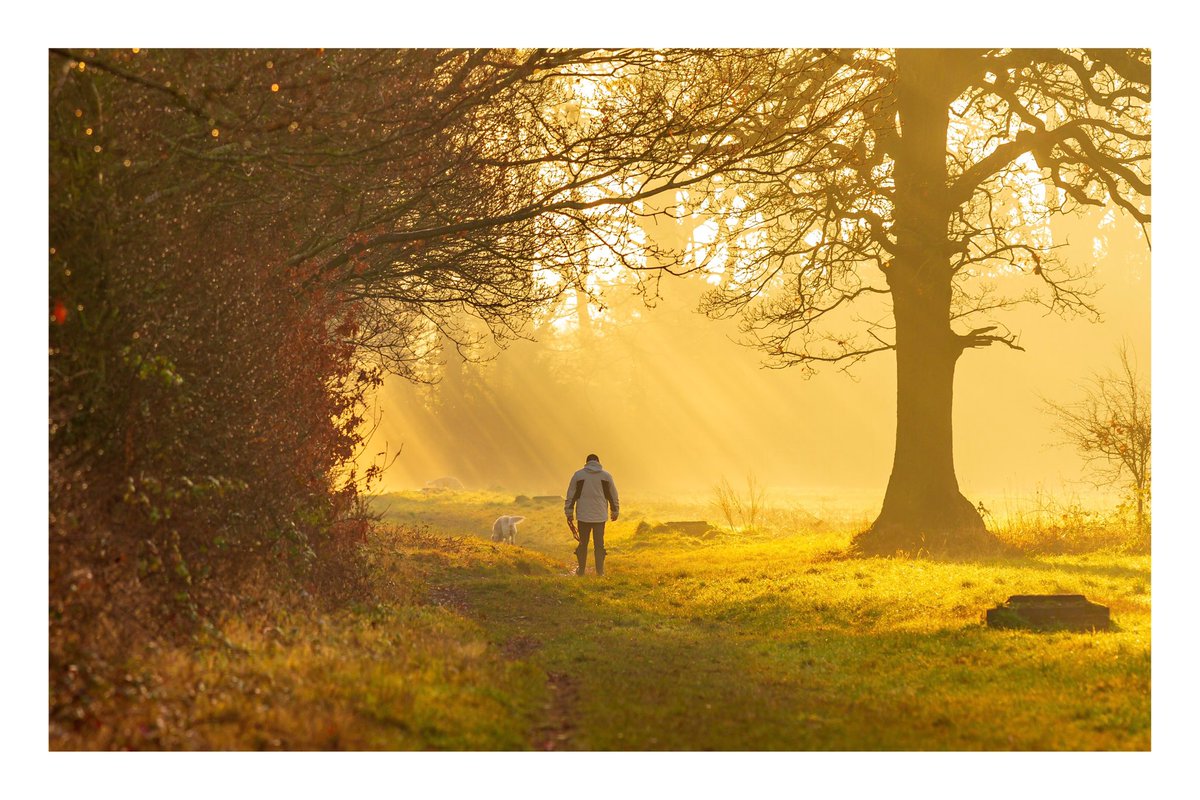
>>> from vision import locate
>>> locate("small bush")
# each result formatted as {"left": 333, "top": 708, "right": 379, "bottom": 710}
{"left": 985, "top": 490, "right": 1148, "bottom": 554}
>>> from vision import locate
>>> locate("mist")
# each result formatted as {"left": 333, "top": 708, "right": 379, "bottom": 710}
{"left": 361, "top": 207, "right": 1148, "bottom": 502}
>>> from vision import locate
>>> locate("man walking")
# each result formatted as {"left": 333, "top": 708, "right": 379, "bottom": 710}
{"left": 564, "top": 453, "right": 619, "bottom": 576}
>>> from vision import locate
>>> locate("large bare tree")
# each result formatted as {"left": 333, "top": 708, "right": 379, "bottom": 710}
{"left": 653, "top": 48, "right": 1151, "bottom": 554}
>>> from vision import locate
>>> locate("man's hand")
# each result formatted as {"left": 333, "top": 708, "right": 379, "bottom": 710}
{"left": 610, "top": 511, "right": 618, "bottom": 522}
{"left": 566, "top": 516, "right": 579, "bottom": 541}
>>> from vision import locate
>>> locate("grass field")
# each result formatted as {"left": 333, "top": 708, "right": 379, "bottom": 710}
{"left": 374, "top": 490, "right": 1149, "bottom": 750}
{"left": 65, "top": 489, "right": 1149, "bottom": 751}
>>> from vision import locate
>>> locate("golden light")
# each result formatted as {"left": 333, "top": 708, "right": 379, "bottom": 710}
{"left": 211, "top": 129, "right": 220, "bottom": 138}
{"left": 271, "top": 83, "right": 280, "bottom": 93}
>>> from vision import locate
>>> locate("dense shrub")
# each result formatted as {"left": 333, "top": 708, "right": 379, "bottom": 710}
{"left": 49, "top": 51, "right": 385, "bottom": 735}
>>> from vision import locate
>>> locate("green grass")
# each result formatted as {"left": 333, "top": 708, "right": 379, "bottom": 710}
{"left": 367, "top": 490, "right": 1149, "bottom": 750}
{"left": 64, "top": 490, "right": 1148, "bottom": 750}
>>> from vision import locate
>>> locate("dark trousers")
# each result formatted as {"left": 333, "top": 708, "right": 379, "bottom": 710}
{"left": 576, "top": 521, "right": 606, "bottom": 574}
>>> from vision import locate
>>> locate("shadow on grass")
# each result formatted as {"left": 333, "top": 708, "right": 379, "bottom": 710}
{"left": 1004, "top": 557, "right": 1150, "bottom": 583}
{"left": 850, "top": 549, "right": 1150, "bottom": 583}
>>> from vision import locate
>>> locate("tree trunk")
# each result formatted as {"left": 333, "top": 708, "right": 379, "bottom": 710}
{"left": 574, "top": 285, "right": 594, "bottom": 344}
{"left": 853, "top": 50, "right": 1001, "bottom": 556}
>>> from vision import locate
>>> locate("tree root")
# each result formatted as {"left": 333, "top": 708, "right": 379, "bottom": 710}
{"left": 851, "top": 522, "right": 1012, "bottom": 559}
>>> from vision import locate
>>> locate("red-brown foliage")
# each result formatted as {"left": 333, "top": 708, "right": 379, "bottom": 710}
{"left": 48, "top": 50, "right": 388, "bottom": 738}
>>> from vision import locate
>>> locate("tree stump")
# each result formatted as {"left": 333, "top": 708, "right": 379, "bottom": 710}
{"left": 985, "top": 594, "right": 1110, "bottom": 631}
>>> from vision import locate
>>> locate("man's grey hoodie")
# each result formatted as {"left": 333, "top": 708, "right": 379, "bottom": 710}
{"left": 564, "top": 460, "right": 619, "bottom": 523}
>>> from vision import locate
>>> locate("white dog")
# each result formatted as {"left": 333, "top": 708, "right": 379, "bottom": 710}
{"left": 491, "top": 515, "right": 525, "bottom": 544}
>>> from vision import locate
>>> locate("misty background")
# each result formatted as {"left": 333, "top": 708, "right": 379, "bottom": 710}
{"left": 360, "top": 205, "right": 1149, "bottom": 502}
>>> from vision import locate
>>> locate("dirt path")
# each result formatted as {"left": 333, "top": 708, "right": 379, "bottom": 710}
{"left": 426, "top": 584, "right": 470, "bottom": 614}
{"left": 431, "top": 577, "right": 582, "bottom": 751}
{"left": 532, "top": 671, "right": 580, "bottom": 751}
